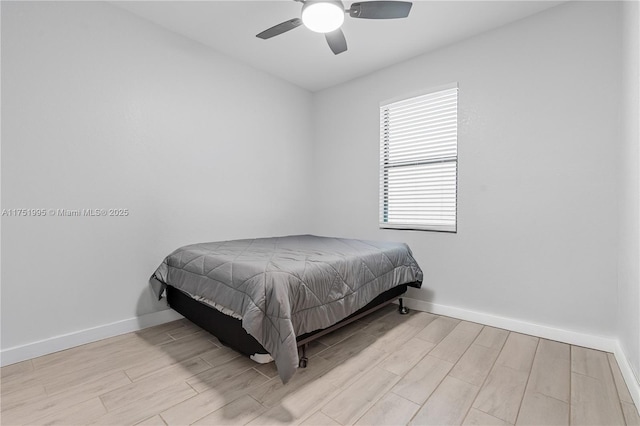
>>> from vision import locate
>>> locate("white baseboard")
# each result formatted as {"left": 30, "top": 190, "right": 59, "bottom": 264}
{"left": 400, "top": 297, "right": 618, "bottom": 351}
{"left": 0, "top": 309, "right": 184, "bottom": 367}
{"left": 614, "top": 341, "right": 640, "bottom": 409}
{"left": 400, "top": 296, "right": 640, "bottom": 409}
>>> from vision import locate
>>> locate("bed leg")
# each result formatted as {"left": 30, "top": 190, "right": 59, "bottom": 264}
{"left": 299, "top": 343, "right": 309, "bottom": 368}
{"left": 398, "top": 298, "right": 410, "bottom": 315}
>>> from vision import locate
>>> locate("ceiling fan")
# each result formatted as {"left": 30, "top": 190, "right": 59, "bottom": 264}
{"left": 256, "top": 0, "right": 413, "bottom": 55}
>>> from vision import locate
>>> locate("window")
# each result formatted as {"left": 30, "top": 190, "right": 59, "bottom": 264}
{"left": 379, "top": 85, "right": 458, "bottom": 232}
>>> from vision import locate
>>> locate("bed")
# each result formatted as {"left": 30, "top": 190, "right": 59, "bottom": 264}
{"left": 150, "top": 235, "right": 423, "bottom": 383}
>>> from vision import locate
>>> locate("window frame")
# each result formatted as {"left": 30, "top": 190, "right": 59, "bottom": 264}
{"left": 379, "top": 83, "right": 459, "bottom": 233}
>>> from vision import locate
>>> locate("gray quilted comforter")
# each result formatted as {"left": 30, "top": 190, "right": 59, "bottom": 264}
{"left": 151, "top": 235, "right": 423, "bottom": 383}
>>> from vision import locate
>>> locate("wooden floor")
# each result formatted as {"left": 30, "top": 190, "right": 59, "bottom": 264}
{"left": 2, "top": 306, "right": 639, "bottom": 426}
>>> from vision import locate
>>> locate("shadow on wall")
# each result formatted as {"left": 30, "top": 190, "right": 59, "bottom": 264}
{"left": 135, "top": 276, "right": 173, "bottom": 320}
{"left": 406, "top": 286, "right": 434, "bottom": 304}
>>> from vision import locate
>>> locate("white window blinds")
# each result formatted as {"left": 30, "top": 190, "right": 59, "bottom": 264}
{"left": 380, "top": 86, "right": 458, "bottom": 232}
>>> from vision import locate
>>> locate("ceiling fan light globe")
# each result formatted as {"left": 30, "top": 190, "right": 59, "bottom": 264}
{"left": 301, "top": 2, "right": 345, "bottom": 33}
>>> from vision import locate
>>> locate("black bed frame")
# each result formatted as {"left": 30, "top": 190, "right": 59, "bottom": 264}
{"left": 166, "top": 284, "right": 412, "bottom": 368}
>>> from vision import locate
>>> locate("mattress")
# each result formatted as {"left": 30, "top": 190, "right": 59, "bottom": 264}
{"left": 151, "top": 234, "right": 423, "bottom": 383}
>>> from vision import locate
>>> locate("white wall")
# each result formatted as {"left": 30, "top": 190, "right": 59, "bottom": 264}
{"left": 1, "top": 1, "right": 313, "bottom": 351}
{"left": 619, "top": 0, "right": 640, "bottom": 382}
{"left": 311, "top": 1, "right": 621, "bottom": 338}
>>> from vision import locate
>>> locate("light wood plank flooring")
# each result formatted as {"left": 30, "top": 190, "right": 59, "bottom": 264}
{"left": 1, "top": 306, "right": 638, "bottom": 425}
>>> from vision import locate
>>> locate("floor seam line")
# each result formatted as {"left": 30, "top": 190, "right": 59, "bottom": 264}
{"left": 463, "top": 329, "right": 511, "bottom": 425}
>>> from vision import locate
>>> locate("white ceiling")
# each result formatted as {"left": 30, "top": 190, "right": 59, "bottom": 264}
{"left": 114, "top": 0, "right": 565, "bottom": 91}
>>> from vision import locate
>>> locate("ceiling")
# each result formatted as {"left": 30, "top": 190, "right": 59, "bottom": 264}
{"left": 114, "top": 0, "right": 565, "bottom": 91}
